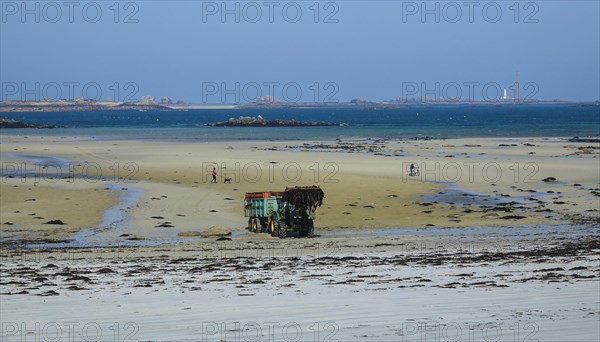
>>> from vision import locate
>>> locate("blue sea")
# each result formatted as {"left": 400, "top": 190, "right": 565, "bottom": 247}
{"left": 1, "top": 104, "right": 598, "bottom": 141}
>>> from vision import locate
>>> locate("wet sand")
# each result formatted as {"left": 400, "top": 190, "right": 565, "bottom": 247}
{"left": 1, "top": 136, "right": 598, "bottom": 245}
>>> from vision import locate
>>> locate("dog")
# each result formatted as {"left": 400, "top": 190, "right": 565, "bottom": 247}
{"left": 223, "top": 177, "right": 232, "bottom": 184}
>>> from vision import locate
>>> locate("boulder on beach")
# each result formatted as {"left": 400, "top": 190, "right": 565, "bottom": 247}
{"left": 177, "top": 231, "right": 203, "bottom": 237}
{"left": 199, "top": 226, "right": 232, "bottom": 238}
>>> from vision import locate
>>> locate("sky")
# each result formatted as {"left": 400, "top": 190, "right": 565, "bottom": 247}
{"left": 1, "top": 0, "right": 599, "bottom": 103}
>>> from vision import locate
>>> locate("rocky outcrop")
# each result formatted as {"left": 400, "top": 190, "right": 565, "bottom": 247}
{"left": 0, "top": 119, "right": 66, "bottom": 129}
{"left": 205, "top": 115, "right": 348, "bottom": 127}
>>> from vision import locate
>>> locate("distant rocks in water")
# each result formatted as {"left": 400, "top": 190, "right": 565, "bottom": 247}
{"left": 542, "top": 177, "right": 558, "bottom": 183}
{"left": 204, "top": 115, "right": 348, "bottom": 127}
{"left": 0, "top": 119, "right": 67, "bottom": 129}
{"left": 569, "top": 136, "right": 600, "bottom": 143}
{"left": 115, "top": 102, "right": 169, "bottom": 111}
{"left": 350, "top": 97, "right": 370, "bottom": 104}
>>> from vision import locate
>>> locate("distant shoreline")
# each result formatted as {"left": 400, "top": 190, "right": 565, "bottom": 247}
{"left": 1, "top": 99, "right": 598, "bottom": 113}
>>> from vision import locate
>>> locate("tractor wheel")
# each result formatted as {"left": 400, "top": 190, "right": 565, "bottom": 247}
{"left": 306, "top": 220, "right": 315, "bottom": 238}
{"left": 277, "top": 221, "right": 287, "bottom": 239}
{"left": 254, "top": 218, "right": 261, "bottom": 233}
{"left": 269, "top": 219, "right": 277, "bottom": 237}
{"left": 248, "top": 218, "right": 253, "bottom": 232}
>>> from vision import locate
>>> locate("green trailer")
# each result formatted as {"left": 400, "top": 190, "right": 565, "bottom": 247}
{"left": 244, "top": 186, "right": 325, "bottom": 239}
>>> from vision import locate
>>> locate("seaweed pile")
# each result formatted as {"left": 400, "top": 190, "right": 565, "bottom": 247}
{"left": 283, "top": 186, "right": 325, "bottom": 211}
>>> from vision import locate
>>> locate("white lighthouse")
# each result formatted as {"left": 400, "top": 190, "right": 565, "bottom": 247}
{"left": 502, "top": 88, "right": 509, "bottom": 100}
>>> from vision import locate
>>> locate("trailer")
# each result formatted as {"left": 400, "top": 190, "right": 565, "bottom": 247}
{"left": 244, "top": 186, "right": 325, "bottom": 239}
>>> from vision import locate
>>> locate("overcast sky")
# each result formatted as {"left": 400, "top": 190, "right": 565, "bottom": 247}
{"left": 1, "top": 1, "right": 599, "bottom": 103}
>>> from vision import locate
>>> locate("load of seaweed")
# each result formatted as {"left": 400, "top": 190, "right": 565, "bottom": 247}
{"left": 282, "top": 186, "right": 325, "bottom": 211}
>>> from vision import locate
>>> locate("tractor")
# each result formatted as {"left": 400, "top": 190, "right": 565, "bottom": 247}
{"left": 244, "top": 186, "right": 324, "bottom": 239}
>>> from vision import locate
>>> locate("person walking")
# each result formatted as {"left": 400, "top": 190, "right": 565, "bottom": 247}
{"left": 211, "top": 167, "right": 217, "bottom": 183}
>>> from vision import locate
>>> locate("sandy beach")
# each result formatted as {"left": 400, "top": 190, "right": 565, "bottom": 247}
{"left": 3, "top": 0, "right": 599, "bottom": 338}
{"left": 1, "top": 135, "right": 599, "bottom": 341}
{"left": 1, "top": 226, "right": 598, "bottom": 341}
{"left": 1, "top": 135, "right": 598, "bottom": 243}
